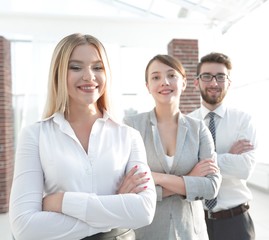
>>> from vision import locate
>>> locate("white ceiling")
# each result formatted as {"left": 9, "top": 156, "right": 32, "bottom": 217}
{"left": 96, "top": 0, "right": 268, "bottom": 33}
{"left": 0, "top": 0, "right": 267, "bottom": 34}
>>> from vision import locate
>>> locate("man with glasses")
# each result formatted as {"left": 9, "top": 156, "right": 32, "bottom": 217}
{"left": 189, "top": 52, "right": 257, "bottom": 240}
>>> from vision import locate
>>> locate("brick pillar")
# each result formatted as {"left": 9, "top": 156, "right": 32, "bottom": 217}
{"left": 168, "top": 39, "right": 200, "bottom": 114}
{"left": 0, "top": 36, "right": 14, "bottom": 213}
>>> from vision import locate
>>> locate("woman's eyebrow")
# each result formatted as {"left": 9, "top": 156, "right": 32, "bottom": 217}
{"left": 68, "top": 60, "right": 83, "bottom": 64}
{"left": 68, "top": 60, "right": 103, "bottom": 64}
{"left": 150, "top": 71, "right": 160, "bottom": 75}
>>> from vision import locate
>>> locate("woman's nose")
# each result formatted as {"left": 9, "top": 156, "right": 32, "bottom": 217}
{"left": 82, "top": 69, "right": 95, "bottom": 81}
{"left": 161, "top": 77, "right": 169, "bottom": 86}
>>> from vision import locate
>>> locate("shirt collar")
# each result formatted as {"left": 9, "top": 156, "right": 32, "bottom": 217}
{"left": 201, "top": 103, "right": 227, "bottom": 120}
{"left": 102, "top": 110, "right": 122, "bottom": 125}
{"left": 41, "top": 110, "right": 120, "bottom": 125}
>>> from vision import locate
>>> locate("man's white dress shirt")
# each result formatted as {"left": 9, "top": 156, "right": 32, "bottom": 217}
{"left": 189, "top": 104, "right": 257, "bottom": 212}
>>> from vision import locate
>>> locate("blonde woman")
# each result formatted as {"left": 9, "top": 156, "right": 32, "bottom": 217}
{"left": 9, "top": 33, "right": 156, "bottom": 240}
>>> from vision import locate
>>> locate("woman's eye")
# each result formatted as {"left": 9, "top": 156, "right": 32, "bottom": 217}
{"left": 69, "top": 65, "right": 81, "bottom": 71}
{"left": 152, "top": 76, "right": 159, "bottom": 80}
{"left": 94, "top": 66, "right": 103, "bottom": 71}
{"left": 93, "top": 64, "right": 104, "bottom": 71}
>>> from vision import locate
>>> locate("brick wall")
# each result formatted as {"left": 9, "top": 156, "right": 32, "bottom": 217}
{"left": 0, "top": 36, "right": 14, "bottom": 213}
{"left": 168, "top": 39, "right": 200, "bottom": 114}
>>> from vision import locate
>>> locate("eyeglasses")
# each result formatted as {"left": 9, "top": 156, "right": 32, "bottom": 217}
{"left": 198, "top": 73, "right": 229, "bottom": 83}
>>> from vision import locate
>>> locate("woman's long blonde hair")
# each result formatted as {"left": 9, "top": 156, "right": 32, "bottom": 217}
{"left": 43, "top": 33, "right": 111, "bottom": 118}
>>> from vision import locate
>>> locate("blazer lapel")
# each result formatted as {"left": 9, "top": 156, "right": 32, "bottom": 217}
{"left": 150, "top": 110, "right": 171, "bottom": 173}
{"left": 170, "top": 116, "right": 188, "bottom": 174}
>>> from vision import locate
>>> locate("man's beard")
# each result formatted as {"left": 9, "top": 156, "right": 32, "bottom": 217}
{"left": 200, "top": 87, "right": 227, "bottom": 105}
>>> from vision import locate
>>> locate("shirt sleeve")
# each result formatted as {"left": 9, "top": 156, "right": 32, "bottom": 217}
{"left": 217, "top": 114, "right": 257, "bottom": 179}
{"left": 9, "top": 125, "right": 104, "bottom": 240}
{"left": 62, "top": 128, "right": 156, "bottom": 229}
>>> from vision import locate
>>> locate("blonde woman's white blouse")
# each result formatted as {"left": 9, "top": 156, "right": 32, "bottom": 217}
{"left": 9, "top": 112, "right": 156, "bottom": 240}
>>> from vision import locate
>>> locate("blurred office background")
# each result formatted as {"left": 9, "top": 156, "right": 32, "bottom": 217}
{"left": 0, "top": 0, "right": 269, "bottom": 238}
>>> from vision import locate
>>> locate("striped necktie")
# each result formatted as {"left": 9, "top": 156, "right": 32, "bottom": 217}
{"left": 205, "top": 112, "right": 217, "bottom": 210}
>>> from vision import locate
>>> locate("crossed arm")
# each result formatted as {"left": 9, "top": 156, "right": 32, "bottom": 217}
{"left": 43, "top": 165, "right": 150, "bottom": 212}
{"left": 152, "top": 159, "right": 219, "bottom": 198}
{"left": 153, "top": 139, "right": 254, "bottom": 199}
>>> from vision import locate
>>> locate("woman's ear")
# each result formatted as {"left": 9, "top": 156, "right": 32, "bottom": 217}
{"left": 182, "top": 78, "right": 187, "bottom": 91}
{"left": 146, "top": 82, "right": 151, "bottom": 94}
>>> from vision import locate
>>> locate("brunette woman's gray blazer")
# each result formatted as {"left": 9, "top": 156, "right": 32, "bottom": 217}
{"left": 124, "top": 109, "right": 221, "bottom": 240}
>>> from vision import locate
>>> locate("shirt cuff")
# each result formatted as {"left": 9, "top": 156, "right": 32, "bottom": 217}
{"left": 62, "top": 192, "right": 90, "bottom": 221}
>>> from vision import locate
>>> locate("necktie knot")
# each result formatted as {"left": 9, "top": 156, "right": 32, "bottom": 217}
{"left": 208, "top": 111, "right": 215, "bottom": 119}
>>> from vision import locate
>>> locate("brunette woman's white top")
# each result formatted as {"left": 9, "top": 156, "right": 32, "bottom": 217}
{"left": 165, "top": 154, "right": 174, "bottom": 170}
{"left": 9, "top": 112, "right": 156, "bottom": 240}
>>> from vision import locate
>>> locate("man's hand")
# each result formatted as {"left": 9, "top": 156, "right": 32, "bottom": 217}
{"left": 229, "top": 139, "right": 254, "bottom": 154}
